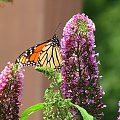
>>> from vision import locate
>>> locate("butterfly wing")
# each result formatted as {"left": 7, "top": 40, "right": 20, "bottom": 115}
{"left": 15, "top": 35, "right": 62, "bottom": 69}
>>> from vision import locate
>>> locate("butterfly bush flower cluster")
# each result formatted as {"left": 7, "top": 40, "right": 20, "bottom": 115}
{"left": 0, "top": 62, "right": 24, "bottom": 120}
{"left": 60, "top": 13, "right": 105, "bottom": 119}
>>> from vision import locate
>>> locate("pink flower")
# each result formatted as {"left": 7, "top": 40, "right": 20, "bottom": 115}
{"left": 0, "top": 62, "right": 24, "bottom": 120}
{"left": 61, "top": 13, "right": 105, "bottom": 119}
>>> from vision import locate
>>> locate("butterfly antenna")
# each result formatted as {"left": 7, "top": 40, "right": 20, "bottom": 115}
{"left": 53, "top": 23, "right": 62, "bottom": 35}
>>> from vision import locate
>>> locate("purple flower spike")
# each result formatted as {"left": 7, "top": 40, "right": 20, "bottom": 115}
{"left": 61, "top": 13, "right": 105, "bottom": 119}
{"left": 0, "top": 62, "right": 24, "bottom": 120}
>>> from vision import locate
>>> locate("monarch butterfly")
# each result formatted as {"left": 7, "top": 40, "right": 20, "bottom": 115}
{"left": 15, "top": 34, "right": 62, "bottom": 69}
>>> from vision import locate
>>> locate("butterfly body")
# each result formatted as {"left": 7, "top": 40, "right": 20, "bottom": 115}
{"left": 16, "top": 35, "right": 62, "bottom": 69}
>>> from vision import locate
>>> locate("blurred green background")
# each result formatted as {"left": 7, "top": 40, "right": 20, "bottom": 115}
{"left": 83, "top": 0, "right": 120, "bottom": 119}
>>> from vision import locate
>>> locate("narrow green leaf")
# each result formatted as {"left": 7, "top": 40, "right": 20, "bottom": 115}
{"left": 20, "top": 103, "right": 45, "bottom": 120}
{"left": 69, "top": 102, "right": 95, "bottom": 120}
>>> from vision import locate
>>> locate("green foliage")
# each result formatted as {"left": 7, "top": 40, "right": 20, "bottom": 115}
{"left": 77, "top": 19, "right": 87, "bottom": 35}
{"left": 12, "top": 63, "right": 18, "bottom": 72}
{"left": 20, "top": 103, "right": 44, "bottom": 120}
{"left": 36, "top": 67, "right": 73, "bottom": 120}
{"left": 35, "top": 67, "right": 56, "bottom": 80}
{"left": 69, "top": 102, "right": 95, "bottom": 120}
{"left": 36, "top": 67, "right": 96, "bottom": 120}
{"left": 43, "top": 89, "right": 73, "bottom": 120}
{"left": 0, "top": 0, "right": 12, "bottom": 2}
{"left": 20, "top": 66, "right": 96, "bottom": 120}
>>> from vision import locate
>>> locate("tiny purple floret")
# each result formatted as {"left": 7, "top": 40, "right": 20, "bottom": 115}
{"left": 0, "top": 62, "right": 24, "bottom": 120}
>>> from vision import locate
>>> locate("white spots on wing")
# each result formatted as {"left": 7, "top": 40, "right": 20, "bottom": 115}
{"left": 26, "top": 58, "right": 29, "bottom": 62}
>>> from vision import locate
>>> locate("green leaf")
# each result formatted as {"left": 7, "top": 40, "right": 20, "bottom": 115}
{"left": 69, "top": 102, "right": 95, "bottom": 120}
{"left": 20, "top": 103, "right": 45, "bottom": 120}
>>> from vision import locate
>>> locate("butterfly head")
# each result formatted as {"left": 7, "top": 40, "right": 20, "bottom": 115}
{"left": 52, "top": 34, "right": 60, "bottom": 47}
